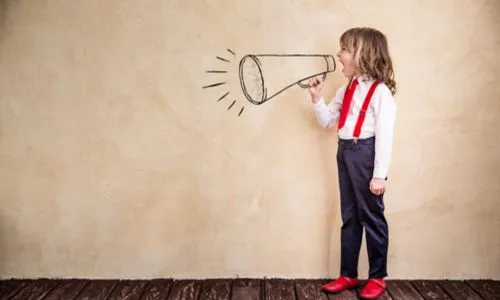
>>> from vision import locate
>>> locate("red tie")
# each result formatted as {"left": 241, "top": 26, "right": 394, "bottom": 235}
{"left": 338, "top": 79, "right": 358, "bottom": 129}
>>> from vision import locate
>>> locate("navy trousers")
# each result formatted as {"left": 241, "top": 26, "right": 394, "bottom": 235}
{"left": 336, "top": 137, "right": 388, "bottom": 279}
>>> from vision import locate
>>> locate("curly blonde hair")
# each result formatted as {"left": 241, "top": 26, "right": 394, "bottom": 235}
{"left": 340, "top": 27, "right": 397, "bottom": 95}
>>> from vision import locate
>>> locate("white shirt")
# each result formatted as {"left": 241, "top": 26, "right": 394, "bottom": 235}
{"left": 313, "top": 77, "right": 397, "bottom": 179}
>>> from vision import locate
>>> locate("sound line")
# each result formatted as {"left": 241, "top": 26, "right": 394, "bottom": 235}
{"left": 206, "top": 70, "right": 227, "bottom": 73}
{"left": 238, "top": 107, "right": 244, "bottom": 116}
{"left": 216, "top": 56, "right": 230, "bottom": 63}
{"left": 227, "top": 100, "right": 236, "bottom": 110}
{"left": 202, "top": 82, "right": 226, "bottom": 89}
{"left": 217, "top": 91, "right": 230, "bottom": 102}
{"left": 227, "top": 48, "right": 235, "bottom": 56}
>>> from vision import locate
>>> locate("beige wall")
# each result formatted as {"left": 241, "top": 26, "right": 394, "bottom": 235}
{"left": 0, "top": 0, "right": 499, "bottom": 280}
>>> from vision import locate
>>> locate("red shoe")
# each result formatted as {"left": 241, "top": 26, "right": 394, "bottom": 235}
{"left": 322, "top": 276, "right": 358, "bottom": 293}
{"left": 359, "top": 278, "right": 386, "bottom": 299}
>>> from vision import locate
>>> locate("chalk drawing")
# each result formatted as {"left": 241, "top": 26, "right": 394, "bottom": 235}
{"left": 203, "top": 48, "right": 336, "bottom": 117}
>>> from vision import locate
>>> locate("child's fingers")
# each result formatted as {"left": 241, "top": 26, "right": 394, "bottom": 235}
{"left": 307, "top": 79, "right": 313, "bottom": 88}
{"left": 316, "top": 77, "right": 322, "bottom": 86}
{"left": 369, "top": 181, "right": 384, "bottom": 195}
{"left": 308, "top": 76, "right": 325, "bottom": 89}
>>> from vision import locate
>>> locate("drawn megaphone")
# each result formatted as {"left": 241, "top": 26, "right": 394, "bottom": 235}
{"left": 239, "top": 54, "right": 336, "bottom": 105}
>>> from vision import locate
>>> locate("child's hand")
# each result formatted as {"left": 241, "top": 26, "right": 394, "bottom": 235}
{"left": 307, "top": 76, "right": 325, "bottom": 103}
{"left": 370, "top": 178, "right": 386, "bottom": 195}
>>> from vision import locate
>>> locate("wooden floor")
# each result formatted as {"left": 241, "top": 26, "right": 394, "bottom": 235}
{"left": 1, "top": 278, "right": 499, "bottom": 300}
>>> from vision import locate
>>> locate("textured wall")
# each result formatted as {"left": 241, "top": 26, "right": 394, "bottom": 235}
{"left": 0, "top": 0, "right": 499, "bottom": 279}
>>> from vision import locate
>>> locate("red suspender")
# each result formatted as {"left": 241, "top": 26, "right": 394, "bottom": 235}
{"left": 353, "top": 81, "right": 380, "bottom": 138}
{"left": 338, "top": 79, "right": 358, "bottom": 129}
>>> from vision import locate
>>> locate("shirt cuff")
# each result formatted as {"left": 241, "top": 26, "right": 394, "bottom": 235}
{"left": 373, "top": 167, "right": 388, "bottom": 179}
{"left": 313, "top": 97, "right": 326, "bottom": 108}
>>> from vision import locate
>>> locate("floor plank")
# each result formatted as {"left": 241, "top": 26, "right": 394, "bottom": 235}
{"left": 437, "top": 280, "right": 483, "bottom": 300}
{"left": 74, "top": 279, "right": 118, "bottom": 300}
{"left": 166, "top": 280, "right": 202, "bottom": 300}
{"left": 294, "top": 279, "right": 329, "bottom": 300}
{"left": 0, "top": 279, "right": 32, "bottom": 299}
{"left": 264, "top": 278, "right": 297, "bottom": 300}
{"left": 107, "top": 280, "right": 149, "bottom": 300}
{"left": 198, "top": 279, "right": 232, "bottom": 300}
{"left": 376, "top": 290, "right": 394, "bottom": 300}
{"left": 9, "top": 279, "right": 60, "bottom": 300}
{"left": 0, "top": 278, "right": 498, "bottom": 300}
{"left": 326, "top": 290, "right": 359, "bottom": 300}
{"left": 139, "top": 279, "right": 173, "bottom": 300}
{"left": 231, "top": 278, "right": 262, "bottom": 300}
{"left": 411, "top": 280, "right": 451, "bottom": 300}
{"left": 465, "top": 280, "right": 500, "bottom": 300}
{"left": 43, "top": 279, "right": 89, "bottom": 300}
{"left": 386, "top": 280, "right": 424, "bottom": 300}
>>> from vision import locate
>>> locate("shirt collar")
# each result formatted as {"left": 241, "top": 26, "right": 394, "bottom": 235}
{"left": 353, "top": 74, "right": 374, "bottom": 84}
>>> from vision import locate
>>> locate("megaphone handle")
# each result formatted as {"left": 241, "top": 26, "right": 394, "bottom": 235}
{"left": 297, "top": 73, "right": 327, "bottom": 88}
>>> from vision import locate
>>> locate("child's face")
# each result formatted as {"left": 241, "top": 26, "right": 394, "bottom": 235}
{"left": 336, "top": 43, "right": 358, "bottom": 78}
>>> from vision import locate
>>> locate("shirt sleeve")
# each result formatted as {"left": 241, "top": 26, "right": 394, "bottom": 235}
{"left": 313, "top": 84, "right": 346, "bottom": 129}
{"left": 373, "top": 84, "right": 397, "bottom": 179}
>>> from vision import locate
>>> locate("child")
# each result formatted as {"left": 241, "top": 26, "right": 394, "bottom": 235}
{"left": 307, "top": 27, "right": 397, "bottom": 299}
